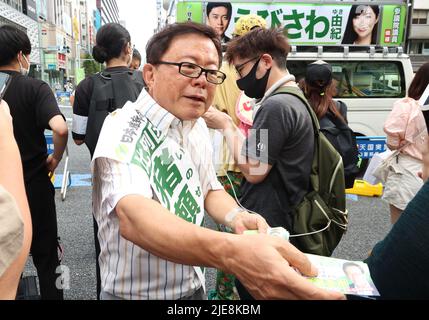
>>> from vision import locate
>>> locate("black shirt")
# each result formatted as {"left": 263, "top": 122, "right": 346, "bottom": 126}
{"left": 2, "top": 71, "right": 62, "bottom": 182}
{"left": 240, "top": 93, "right": 314, "bottom": 230}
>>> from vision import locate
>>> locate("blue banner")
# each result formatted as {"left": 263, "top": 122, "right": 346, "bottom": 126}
{"left": 45, "top": 134, "right": 53, "bottom": 155}
{"left": 356, "top": 137, "right": 387, "bottom": 159}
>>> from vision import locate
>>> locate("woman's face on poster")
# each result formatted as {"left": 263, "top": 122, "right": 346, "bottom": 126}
{"left": 352, "top": 6, "right": 379, "bottom": 44}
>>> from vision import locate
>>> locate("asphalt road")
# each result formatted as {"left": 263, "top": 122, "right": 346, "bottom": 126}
{"left": 24, "top": 105, "right": 392, "bottom": 300}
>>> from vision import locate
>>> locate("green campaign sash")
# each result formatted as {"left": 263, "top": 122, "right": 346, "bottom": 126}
{"left": 93, "top": 102, "right": 206, "bottom": 290}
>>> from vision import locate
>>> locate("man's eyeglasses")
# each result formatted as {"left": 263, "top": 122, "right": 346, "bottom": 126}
{"left": 235, "top": 56, "right": 260, "bottom": 77}
{"left": 155, "top": 61, "right": 226, "bottom": 85}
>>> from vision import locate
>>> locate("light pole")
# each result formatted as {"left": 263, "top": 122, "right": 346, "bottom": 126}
{"left": 75, "top": 40, "right": 80, "bottom": 86}
{"left": 37, "top": 21, "right": 45, "bottom": 82}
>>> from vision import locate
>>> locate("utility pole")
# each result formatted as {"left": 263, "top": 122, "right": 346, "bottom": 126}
{"left": 37, "top": 20, "right": 45, "bottom": 82}
{"left": 75, "top": 38, "right": 80, "bottom": 86}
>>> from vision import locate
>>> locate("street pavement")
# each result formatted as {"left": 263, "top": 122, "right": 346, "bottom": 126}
{"left": 24, "top": 104, "right": 391, "bottom": 300}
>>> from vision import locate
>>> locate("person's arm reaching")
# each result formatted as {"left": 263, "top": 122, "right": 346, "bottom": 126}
{"left": 0, "top": 100, "right": 32, "bottom": 299}
{"left": 115, "top": 193, "right": 344, "bottom": 300}
{"left": 94, "top": 155, "right": 343, "bottom": 300}
{"left": 46, "top": 115, "right": 68, "bottom": 175}
{"left": 204, "top": 188, "right": 268, "bottom": 235}
{"left": 203, "top": 107, "right": 272, "bottom": 184}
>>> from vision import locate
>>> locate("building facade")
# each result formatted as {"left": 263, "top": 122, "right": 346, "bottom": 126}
{"left": 1, "top": 0, "right": 100, "bottom": 89}
{"left": 79, "top": 0, "right": 95, "bottom": 54}
{"left": 96, "top": 0, "right": 119, "bottom": 25}
{"left": 0, "top": 0, "right": 40, "bottom": 65}
{"left": 1, "top": 0, "right": 23, "bottom": 11}
{"left": 33, "top": 0, "right": 79, "bottom": 88}
{"left": 407, "top": 0, "right": 429, "bottom": 70}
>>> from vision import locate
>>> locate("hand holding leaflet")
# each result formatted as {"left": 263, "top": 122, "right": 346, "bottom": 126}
{"left": 305, "top": 254, "right": 380, "bottom": 297}
{"left": 244, "top": 228, "right": 379, "bottom": 297}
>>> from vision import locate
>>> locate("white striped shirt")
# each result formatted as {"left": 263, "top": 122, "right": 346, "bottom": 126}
{"left": 92, "top": 89, "right": 223, "bottom": 300}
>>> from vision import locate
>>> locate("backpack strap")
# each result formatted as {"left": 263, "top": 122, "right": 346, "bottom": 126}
{"left": 90, "top": 72, "right": 116, "bottom": 112}
{"left": 271, "top": 86, "right": 320, "bottom": 138}
{"left": 90, "top": 69, "right": 145, "bottom": 113}
{"left": 102, "top": 70, "right": 144, "bottom": 112}
{"left": 86, "top": 69, "right": 145, "bottom": 157}
{"left": 266, "top": 86, "right": 319, "bottom": 222}
{"left": 325, "top": 111, "right": 347, "bottom": 130}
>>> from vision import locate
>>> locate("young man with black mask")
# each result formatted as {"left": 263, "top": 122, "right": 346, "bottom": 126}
{"left": 203, "top": 28, "right": 314, "bottom": 299}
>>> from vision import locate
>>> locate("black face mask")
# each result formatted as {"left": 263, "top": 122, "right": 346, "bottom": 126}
{"left": 236, "top": 57, "right": 271, "bottom": 99}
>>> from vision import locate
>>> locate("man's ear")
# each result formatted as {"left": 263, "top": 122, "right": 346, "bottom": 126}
{"left": 143, "top": 64, "right": 155, "bottom": 91}
{"left": 261, "top": 53, "right": 273, "bottom": 70}
{"left": 16, "top": 51, "right": 23, "bottom": 63}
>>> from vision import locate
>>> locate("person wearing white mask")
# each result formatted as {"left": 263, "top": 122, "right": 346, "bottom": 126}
{"left": 18, "top": 52, "right": 30, "bottom": 76}
{"left": 0, "top": 24, "right": 68, "bottom": 299}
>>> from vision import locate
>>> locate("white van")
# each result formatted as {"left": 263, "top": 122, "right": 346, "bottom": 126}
{"left": 287, "top": 47, "right": 414, "bottom": 137}
{"left": 379, "top": 74, "right": 401, "bottom": 93}
{"left": 171, "top": 0, "right": 414, "bottom": 137}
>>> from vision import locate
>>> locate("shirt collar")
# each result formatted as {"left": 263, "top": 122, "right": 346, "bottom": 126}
{"left": 251, "top": 74, "right": 297, "bottom": 119}
{"left": 133, "top": 89, "right": 181, "bottom": 134}
{"left": 261, "top": 74, "right": 297, "bottom": 104}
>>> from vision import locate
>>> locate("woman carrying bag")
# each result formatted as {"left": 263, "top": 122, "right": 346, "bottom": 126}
{"left": 299, "top": 60, "right": 359, "bottom": 189}
{"left": 382, "top": 62, "right": 429, "bottom": 224}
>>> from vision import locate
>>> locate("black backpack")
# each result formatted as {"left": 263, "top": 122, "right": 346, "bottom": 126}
{"left": 85, "top": 69, "right": 145, "bottom": 157}
{"left": 320, "top": 102, "right": 359, "bottom": 189}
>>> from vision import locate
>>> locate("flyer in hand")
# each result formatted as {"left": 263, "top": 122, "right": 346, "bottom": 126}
{"left": 305, "top": 254, "right": 380, "bottom": 297}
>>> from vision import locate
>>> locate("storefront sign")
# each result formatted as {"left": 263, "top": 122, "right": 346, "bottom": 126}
{"left": 25, "top": 0, "right": 38, "bottom": 21}
{"left": 58, "top": 53, "right": 66, "bottom": 69}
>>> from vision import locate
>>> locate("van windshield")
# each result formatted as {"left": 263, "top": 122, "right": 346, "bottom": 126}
{"left": 287, "top": 60, "right": 406, "bottom": 98}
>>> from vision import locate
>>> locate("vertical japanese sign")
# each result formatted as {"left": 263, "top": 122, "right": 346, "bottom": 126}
{"left": 379, "top": 5, "right": 406, "bottom": 46}
{"left": 176, "top": 2, "right": 406, "bottom": 47}
{"left": 176, "top": 2, "right": 204, "bottom": 23}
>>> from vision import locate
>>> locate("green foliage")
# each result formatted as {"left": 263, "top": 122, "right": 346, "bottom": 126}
{"left": 82, "top": 53, "right": 104, "bottom": 77}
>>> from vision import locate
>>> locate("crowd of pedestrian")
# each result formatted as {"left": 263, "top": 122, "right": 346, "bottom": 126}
{"left": 1, "top": 9, "right": 429, "bottom": 300}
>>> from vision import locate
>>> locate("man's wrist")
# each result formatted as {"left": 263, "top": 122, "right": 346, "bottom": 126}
{"left": 225, "top": 207, "right": 247, "bottom": 229}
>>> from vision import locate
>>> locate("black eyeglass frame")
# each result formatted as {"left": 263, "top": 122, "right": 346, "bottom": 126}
{"left": 154, "top": 61, "right": 226, "bottom": 85}
{"left": 234, "top": 56, "right": 260, "bottom": 77}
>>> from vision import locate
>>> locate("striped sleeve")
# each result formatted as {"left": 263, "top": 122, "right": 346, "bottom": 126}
{"left": 95, "top": 158, "right": 153, "bottom": 216}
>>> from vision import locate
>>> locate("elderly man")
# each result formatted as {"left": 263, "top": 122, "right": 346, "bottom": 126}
{"left": 91, "top": 22, "right": 343, "bottom": 300}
